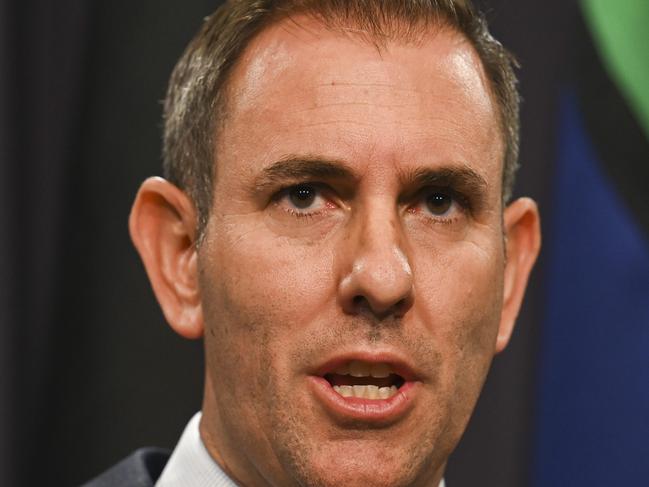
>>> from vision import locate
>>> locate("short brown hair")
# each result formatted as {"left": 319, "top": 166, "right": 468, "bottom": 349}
{"left": 163, "top": 0, "right": 520, "bottom": 235}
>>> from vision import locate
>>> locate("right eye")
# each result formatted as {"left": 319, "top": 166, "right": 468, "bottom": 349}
{"left": 274, "top": 183, "right": 333, "bottom": 217}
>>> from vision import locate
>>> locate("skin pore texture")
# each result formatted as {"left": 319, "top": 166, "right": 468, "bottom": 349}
{"left": 129, "top": 14, "right": 541, "bottom": 487}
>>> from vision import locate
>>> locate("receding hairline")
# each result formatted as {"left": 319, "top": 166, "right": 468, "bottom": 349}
{"left": 215, "top": 11, "right": 505, "bottom": 157}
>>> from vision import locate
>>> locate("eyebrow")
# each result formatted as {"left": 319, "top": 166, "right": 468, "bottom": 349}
{"left": 252, "top": 155, "right": 490, "bottom": 206}
{"left": 253, "top": 155, "right": 357, "bottom": 193}
{"left": 399, "top": 165, "right": 489, "bottom": 207}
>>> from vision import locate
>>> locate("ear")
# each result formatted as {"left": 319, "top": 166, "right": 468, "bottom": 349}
{"left": 129, "top": 177, "right": 204, "bottom": 339}
{"left": 495, "top": 197, "right": 541, "bottom": 353}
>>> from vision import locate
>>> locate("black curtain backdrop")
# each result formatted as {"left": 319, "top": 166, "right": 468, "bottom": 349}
{"left": 0, "top": 1, "right": 575, "bottom": 485}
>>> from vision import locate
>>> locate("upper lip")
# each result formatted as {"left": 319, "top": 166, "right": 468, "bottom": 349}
{"left": 311, "top": 349, "right": 421, "bottom": 383}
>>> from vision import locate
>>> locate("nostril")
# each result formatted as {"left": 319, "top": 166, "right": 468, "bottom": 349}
{"left": 394, "top": 298, "right": 409, "bottom": 313}
{"left": 349, "top": 294, "right": 411, "bottom": 318}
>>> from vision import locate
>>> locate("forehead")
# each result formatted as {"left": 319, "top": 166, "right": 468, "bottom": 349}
{"left": 218, "top": 14, "right": 503, "bottom": 191}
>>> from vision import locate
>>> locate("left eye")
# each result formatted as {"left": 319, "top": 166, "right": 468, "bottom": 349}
{"left": 425, "top": 192, "right": 454, "bottom": 216}
{"left": 288, "top": 185, "right": 318, "bottom": 209}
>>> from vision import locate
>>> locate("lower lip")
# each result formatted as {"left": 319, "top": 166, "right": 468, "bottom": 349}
{"left": 308, "top": 376, "right": 419, "bottom": 424}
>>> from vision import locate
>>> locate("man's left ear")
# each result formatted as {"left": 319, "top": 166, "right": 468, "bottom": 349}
{"left": 495, "top": 197, "right": 541, "bottom": 353}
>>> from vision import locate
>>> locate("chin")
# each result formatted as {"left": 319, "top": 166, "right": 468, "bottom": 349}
{"left": 284, "top": 445, "right": 436, "bottom": 487}
{"left": 303, "top": 466, "right": 425, "bottom": 487}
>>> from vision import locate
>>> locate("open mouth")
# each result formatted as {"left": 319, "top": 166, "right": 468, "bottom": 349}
{"left": 324, "top": 360, "right": 406, "bottom": 400}
{"left": 309, "top": 355, "right": 419, "bottom": 423}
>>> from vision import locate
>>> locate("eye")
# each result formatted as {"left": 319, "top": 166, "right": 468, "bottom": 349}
{"left": 274, "top": 183, "right": 333, "bottom": 216}
{"left": 288, "top": 185, "right": 318, "bottom": 209}
{"left": 406, "top": 187, "right": 466, "bottom": 224}
{"left": 425, "top": 192, "right": 453, "bottom": 216}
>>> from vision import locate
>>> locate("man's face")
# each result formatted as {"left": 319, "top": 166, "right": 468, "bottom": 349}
{"left": 199, "top": 17, "right": 506, "bottom": 487}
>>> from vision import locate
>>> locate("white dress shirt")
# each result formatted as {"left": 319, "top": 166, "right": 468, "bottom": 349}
{"left": 156, "top": 412, "right": 446, "bottom": 487}
{"left": 156, "top": 413, "right": 237, "bottom": 487}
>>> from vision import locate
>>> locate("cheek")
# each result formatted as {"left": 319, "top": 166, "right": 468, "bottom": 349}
{"left": 413, "top": 240, "right": 504, "bottom": 382}
{"left": 199, "top": 224, "right": 337, "bottom": 380}
{"left": 415, "top": 238, "right": 504, "bottom": 332}
{"left": 409, "top": 242, "right": 504, "bottom": 448}
{"left": 218, "top": 234, "right": 335, "bottom": 325}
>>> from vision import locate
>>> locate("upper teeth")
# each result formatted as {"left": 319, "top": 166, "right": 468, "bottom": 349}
{"left": 336, "top": 360, "right": 394, "bottom": 378}
{"left": 330, "top": 361, "right": 399, "bottom": 400}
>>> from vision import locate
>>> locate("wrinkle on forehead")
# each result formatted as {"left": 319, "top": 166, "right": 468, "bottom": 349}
{"left": 228, "top": 14, "right": 496, "bottom": 121}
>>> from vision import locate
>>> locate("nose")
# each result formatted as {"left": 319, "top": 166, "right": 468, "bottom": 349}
{"left": 337, "top": 208, "right": 414, "bottom": 319}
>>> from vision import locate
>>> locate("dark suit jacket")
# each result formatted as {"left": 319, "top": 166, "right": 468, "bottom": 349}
{"left": 82, "top": 448, "right": 171, "bottom": 487}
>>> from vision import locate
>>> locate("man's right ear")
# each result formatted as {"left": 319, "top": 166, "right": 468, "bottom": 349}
{"left": 129, "top": 177, "right": 204, "bottom": 339}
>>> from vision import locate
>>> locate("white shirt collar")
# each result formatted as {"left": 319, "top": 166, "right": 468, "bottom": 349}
{"left": 156, "top": 411, "right": 446, "bottom": 487}
{"left": 156, "top": 412, "right": 237, "bottom": 487}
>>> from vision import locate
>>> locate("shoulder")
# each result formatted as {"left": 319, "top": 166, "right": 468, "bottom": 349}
{"left": 81, "top": 447, "right": 171, "bottom": 487}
